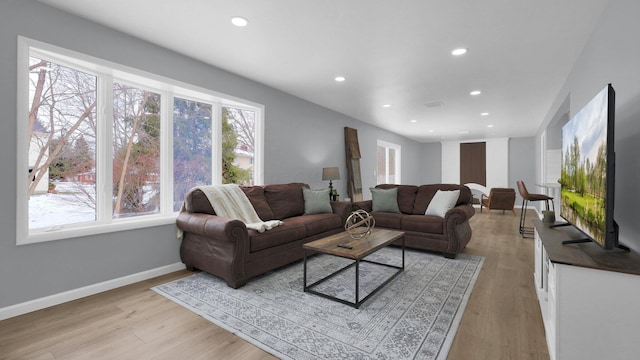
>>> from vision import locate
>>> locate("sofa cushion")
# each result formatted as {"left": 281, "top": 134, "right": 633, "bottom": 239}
{"left": 371, "top": 212, "right": 404, "bottom": 229}
{"left": 302, "top": 188, "right": 332, "bottom": 214}
{"left": 371, "top": 187, "right": 401, "bottom": 213}
{"left": 241, "top": 186, "right": 275, "bottom": 220}
{"left": 376, "top": 184, "right": 418, "bottom": 214}
{"left": 290, "top": 213, "right": 343, "bottom": 237}
{"left": 402, "top": 214, "right": 444, "bottom": 234}
{"left": 264, "top": 183, "right": 308, "bottom": 219}
{"left": 413, "top": 184, "right": 471, "bottom": 214}
{"left": 412, "top": 185, "right": 439, "bottom": 215}
{"left": 425, "top": 190, "right": 460, "bottom": 218}
{"left": 249, "top": 220, "right": 307, "bottom": 252}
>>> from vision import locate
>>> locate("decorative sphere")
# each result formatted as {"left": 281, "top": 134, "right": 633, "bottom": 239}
{"left": 345, "top": 209, "right": 375, "bottom": 239}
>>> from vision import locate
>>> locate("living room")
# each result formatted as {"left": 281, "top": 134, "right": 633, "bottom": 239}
{"left": 2, "top": 0, "right": 640, "bottom": 359}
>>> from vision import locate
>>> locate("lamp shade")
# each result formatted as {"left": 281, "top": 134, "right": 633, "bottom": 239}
{"left": 322, "top": 167, "right": 340, "bottom": 181}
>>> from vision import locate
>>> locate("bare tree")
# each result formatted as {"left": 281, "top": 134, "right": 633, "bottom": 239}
{"left": 28, "top": 58, "right": 97, "bottom": 196}
{"left": 224, "top": 107, "right": 255, "bottom": 153}
{"left": 112, "top": 84, "right": 160, "bottom": 217}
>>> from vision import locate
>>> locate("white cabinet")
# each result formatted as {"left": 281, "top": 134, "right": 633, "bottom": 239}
{"left": 534, "top": 221, "right": 640, "bottom": 360}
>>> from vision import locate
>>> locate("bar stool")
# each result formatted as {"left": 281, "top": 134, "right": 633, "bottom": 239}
{"left": 516, "top": 180, "right": 554, "bottom": 238}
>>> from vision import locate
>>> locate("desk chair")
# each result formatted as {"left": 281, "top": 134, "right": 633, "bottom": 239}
{"left": 516, "top": 180, "right": 554, "bottom": 238}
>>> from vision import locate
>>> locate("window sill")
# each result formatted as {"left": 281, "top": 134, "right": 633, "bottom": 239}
{"left": 18, "top": 214, "right": 178, "bottom": 245}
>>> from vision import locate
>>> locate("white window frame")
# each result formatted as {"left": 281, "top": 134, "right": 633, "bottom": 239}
{"left": 377, "top": 139, "right": 401, "bottom": 184}
{"left": 16, "top": 36, "right": 264, "bottom": 245}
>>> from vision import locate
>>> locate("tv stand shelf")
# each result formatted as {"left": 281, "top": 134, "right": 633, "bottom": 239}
{"left": 533, "top": 220, "right": 640, "bottom": 360}
{"left": 537, "top": 220, "right": 640, "bottom": 275}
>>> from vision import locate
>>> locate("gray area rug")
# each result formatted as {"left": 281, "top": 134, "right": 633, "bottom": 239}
{"left": 153, "top": 248, "right": 483, "bottom": 360}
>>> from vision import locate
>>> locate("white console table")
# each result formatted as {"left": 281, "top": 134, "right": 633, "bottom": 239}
{"left": 535, "top": 183, "right": 560, "bottom": 214}
{"left": 533, "top": 220, "right": 640, "bottom": 360}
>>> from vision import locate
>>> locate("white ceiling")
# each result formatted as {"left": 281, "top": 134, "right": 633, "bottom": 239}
{"left": 39, "top": 0, "right": 609, "bottom": 143}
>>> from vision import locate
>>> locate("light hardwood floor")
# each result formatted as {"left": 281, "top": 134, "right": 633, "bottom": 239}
{"left": 0, "top": 209, "right": 549, "bottom": 360}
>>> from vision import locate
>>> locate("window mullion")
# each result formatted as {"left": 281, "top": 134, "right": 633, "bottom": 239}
{"left": 161, "top": 92, "right": 173, "bottom": 214}
{"left": 16, "top": 38, "right": 29, "bottom": 244}
{"left": 212, "top": 102, "right": 222, "bottom": 185}
{"left": 97, "top": 74, "right": 113, "bottom": 224}
{"left": 253, "top": 106, "right": 265, "bottom": 185}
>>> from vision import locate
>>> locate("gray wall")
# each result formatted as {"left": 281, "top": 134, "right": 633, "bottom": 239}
{"left": 509, "top": 137, "right": 536, "bottom": 204}
{"left": 349, "top": 124, "right": 426, "bottom": 198}
{"left": 546, "top": 95, "right": 570, "bottom": 150}
{"left": 421, "top": 142, "right": 442, "bottom": 184}
{"left": 537, "top": 0, "right": 640, "bottom": 252}
{"left": 0, "top": 0, "right": 426, "bottom": 309}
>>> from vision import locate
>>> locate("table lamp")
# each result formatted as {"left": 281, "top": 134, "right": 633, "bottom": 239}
{"left": 322, "top": 167, "right": 340, "bottom": 196}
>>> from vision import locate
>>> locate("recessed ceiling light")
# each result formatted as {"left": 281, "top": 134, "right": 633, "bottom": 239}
{"left": 452, "top": 48, "right": 468, "bottom": 56}
{"left": 382, "top": 104, "right": 391, "bottom": 108}
{"left": 487, "top": 124, "right": 494, "bottom": 128}
{"left": 409, "top": 119, "right": 417, "bottom": 123}
{"left": 429, "top": 130, "right": 434, "bottom": 133}
{"left": 231, "top": 16, "right": 248, "bottom": 27}
{"left": 481, "top": 112, "right": 489, "bottom": 116}
{"left": 334, "top": 76, "right": 346, "bottom": 82}
{"left": 470, "top": 90, "right": 481, "bottom": 96}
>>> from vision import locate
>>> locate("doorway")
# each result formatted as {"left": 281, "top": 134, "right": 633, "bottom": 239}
{"left": 460, "top": 142, "right": 486, "bottom": 186}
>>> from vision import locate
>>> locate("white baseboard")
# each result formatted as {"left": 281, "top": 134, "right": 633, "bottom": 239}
{"left": 0, "top": 262, "right": 185, "bottom": 321}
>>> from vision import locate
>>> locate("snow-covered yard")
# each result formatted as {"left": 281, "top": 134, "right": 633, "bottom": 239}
{"left": 29, "top": 181, "right": 95, "bottom": 229}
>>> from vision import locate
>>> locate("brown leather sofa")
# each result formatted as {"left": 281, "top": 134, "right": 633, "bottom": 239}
{"left": 176, "top": 183, "right": 352, "bottom": 288}
{"left": 353, "top": 184, "right": 475, "bottom": 258}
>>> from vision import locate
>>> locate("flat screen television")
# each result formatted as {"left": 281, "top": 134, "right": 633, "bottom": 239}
{"left": 556, "top": 83, "right": 624, "bottom": 250}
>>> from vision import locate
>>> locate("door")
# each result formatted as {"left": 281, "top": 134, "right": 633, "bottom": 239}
{"left": 460, "top": 142, "right": 486, "bottom": 186}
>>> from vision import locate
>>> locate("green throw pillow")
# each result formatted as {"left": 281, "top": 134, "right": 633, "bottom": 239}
{"left": 303, "top": 188, "right": 332, "bottom": 214}
{"left": 370, "top": 187, "right": 401, "bottom": 213}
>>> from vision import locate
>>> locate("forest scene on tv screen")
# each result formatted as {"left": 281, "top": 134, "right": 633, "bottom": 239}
{"left": 560, "top": 87, "right": 608, "bottom": 247}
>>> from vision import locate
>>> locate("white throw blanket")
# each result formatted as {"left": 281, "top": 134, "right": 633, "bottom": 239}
{"left": 185, "top": 184, "right": 283, "bottom": 235}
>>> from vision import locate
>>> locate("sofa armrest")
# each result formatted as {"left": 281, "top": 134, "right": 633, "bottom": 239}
{"left": 444, "top": 204, "right": 475, "bottom": 223}
{"left": 352, "top": 200, "right": 373, "bottom": 213}
{"left": 443, "top": 204, "right": 475, "bottom": 255}
{"left": 331, "top": 201, "right": 353, "bottom": 225}
{"left": 176, "top": 212, "right": 248, "bottom": 241}
{"left": 177, "top": 212, "right": 250, "bottom": 288}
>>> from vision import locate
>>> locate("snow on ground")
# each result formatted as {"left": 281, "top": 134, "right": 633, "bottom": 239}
{"left": 29, "top": 181, "right": 96, "bottom": 229}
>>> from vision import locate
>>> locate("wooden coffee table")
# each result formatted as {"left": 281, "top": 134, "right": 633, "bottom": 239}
{"left": 303, "top": 228, "right": 405, "bottom": 308}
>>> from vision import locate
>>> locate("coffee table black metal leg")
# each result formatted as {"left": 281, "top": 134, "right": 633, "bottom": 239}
{"left": 355, "top": 259, "right": 360, "bottom": 308}
{"left": 303, "top": 250, "right": 308, "bottom": 291}
{"left": 304, "top": 241, "right": 404, "bottom": 309}
{"left": 402, "top": 236, "right": 405, "bottom": 269}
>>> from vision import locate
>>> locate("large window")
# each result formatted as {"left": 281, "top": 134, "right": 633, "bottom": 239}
{"left": 223, "top": 106, "right": 256, "bottom": 186}
{"left": 173, "top": 98, "right": 213, "bottom": 212}
{"left": 27, "top": 55, "right": 98, "bottom": 228}
{"left": 112, "top": 83, "right": 161, "bottom": 218}
{"left": 377, "top": 140, "right": 401, "bottom": 184}
{"left": 18, "top": 37, "right": 264, "bottom": 244}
